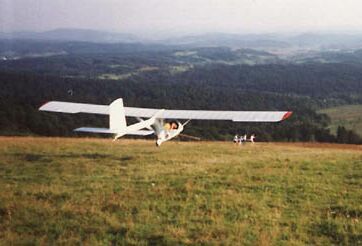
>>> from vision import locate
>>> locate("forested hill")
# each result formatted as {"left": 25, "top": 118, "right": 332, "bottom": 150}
{"left": 173, "top": 63, "right": 362, "bottom": 100}
{"left": 0, "top": 67, "right": 361, "bottom": 143}
{"left": 1, "top": 40, "right": 362, "bottom": 143}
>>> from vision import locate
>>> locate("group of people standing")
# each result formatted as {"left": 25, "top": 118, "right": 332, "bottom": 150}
{"left": 233, "top": 134, "right": 255, "bottom": 144}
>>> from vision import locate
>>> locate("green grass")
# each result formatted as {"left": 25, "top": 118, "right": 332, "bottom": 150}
{"left": 319, "top": 104, "right": 362, "bottom": 136}
{"left": 0, "top": 137, "right": 361, "bottom": 245}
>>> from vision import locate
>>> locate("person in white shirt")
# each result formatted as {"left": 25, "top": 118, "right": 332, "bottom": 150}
{"left": 250, "top": 134, "right": 255, "bottom": 143}
{"left": 233, "top": 134, "right": 239, "bottom": 144}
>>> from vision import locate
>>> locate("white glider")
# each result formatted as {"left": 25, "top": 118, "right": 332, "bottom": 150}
{"left": 39, "top": 98, "right": 292, "bottom": 146}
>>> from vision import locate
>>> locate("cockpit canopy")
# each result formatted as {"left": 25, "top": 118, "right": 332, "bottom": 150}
{"left": 164, "top": 121, "right": 179, "bottom": 130}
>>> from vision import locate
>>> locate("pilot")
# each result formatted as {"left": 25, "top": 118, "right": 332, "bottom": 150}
{"left": 164, "top": 122, "right": 171, "bottom": 130}
{"left": 233, "top": 135, "right": 239, "bottom": 144}
{"left": 164, "top": 121, "right": 178, "bottom": 130}
{"left": 170, "top": 121, "right": 178, "bottom": 130}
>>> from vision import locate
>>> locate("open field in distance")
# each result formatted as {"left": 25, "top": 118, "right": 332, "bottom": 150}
{"left": 319, "top": 104, "right": 362, "bottom": 136}
{"left": 0, "top": 137, "right": 361, "bottom": 244}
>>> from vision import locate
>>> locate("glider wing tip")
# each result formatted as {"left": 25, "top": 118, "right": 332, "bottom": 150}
{"left": 39, "top": 101, "right": 50, "bottom": 111}
{"left": 281, "top": 111, "right": 293, "bottom": 121}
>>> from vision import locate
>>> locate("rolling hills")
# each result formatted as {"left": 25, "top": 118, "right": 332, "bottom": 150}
{"left": 1, "top": 39, "right": 362, "bottom": 143}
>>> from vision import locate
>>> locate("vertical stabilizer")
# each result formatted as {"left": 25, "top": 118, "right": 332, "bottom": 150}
{"left": 109, "top": 98, "right": 127, "bottom": 132}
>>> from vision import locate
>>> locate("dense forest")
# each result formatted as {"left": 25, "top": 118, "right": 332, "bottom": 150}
{"left": 1, "top": 40, "right": 361, "bottom": 143}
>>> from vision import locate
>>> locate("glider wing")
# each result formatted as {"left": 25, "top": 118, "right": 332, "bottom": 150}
{"left": 40, "top": 101, "right": 292, "bottom": 122}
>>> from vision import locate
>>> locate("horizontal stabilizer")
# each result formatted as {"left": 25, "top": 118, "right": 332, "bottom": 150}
{"left": 74, "top": 127, "right": 153, "bottom": 136}
{"left": 74, "top": 127, "right": 117, "bottom": 134}
{"left": 127, "top": 130, "right": 154, "bottom": 136}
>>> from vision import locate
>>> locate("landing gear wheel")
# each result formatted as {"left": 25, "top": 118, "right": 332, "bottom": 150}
{"left": 156, "top": 139, "right": 162, "bottom": 147}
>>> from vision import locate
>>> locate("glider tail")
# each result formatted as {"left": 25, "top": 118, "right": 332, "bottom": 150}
{"left": 109, "top": 98, "right": 127, "bottom": 133}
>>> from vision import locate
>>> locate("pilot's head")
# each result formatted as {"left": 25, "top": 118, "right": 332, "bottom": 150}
{"left": 171, "top": 121, "right": 178, "bottom": 129}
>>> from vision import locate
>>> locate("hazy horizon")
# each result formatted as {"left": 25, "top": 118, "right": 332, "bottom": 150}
{"left": 1, "top": 0, "right": 362, "bottom": 38}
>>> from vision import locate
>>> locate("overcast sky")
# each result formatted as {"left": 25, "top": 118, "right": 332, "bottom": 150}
{"left": 1, "top": 0, "right": 362, "bottom": 36}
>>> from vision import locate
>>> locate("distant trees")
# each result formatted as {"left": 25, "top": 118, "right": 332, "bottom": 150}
{"left": 1, "top": 45, "right": 362, "bottom": 144}
{"left": 0, "top": 71, "right": 345, "bottom": 143}
{"left": 336, "top": 126, "right": 362, "bottom": 144}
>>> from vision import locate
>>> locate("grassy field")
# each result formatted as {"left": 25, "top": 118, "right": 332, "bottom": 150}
{"left": 319, "top": 104, "right": 362, "bottom": 136}
{"left": 0, "top": 137, "right": 361, "bottom": 245}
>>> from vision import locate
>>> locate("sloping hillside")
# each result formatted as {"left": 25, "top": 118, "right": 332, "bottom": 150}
{"left": 0, "top": 137, "right": 361, "bottom": 244}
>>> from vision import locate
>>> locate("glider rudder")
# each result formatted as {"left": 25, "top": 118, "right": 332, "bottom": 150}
{"left": 109, "top": 98, "right": 127, "bottom": 132}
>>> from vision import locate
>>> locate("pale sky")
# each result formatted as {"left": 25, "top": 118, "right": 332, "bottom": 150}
{"left": 1, "top": 0, "right": 362, "bottom": 36}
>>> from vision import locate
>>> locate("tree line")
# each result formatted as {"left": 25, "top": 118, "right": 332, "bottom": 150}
{"left": 1, "top": 70, "right": 361, "bottom": 143}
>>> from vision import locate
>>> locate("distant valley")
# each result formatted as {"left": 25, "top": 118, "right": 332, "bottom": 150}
{"left": 0, "top": 29, "right": 361, "bottom": 143}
